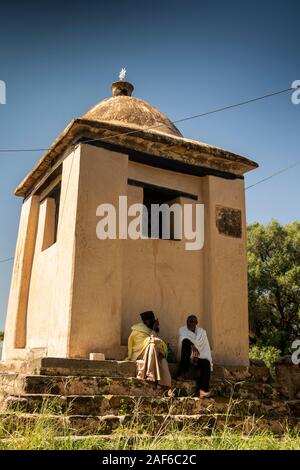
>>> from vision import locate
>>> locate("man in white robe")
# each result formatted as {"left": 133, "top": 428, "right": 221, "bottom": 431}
{"left": 177, "top": 315, "right": 212, "bottom": 398}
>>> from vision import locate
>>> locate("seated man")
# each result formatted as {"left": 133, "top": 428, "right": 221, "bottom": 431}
{"left": 126, "top": 310, "right": 172, "bottom": 389}
{"left": 177, "top": 315, "right": 212, "bottom": 398}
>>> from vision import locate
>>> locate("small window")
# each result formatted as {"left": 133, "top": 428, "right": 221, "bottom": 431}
{"left": 143, "top": 186, "right": 180, "bottom": 239}
{"left": 128, "top": 179, "right": 198, "bottom": 241}
{"left": 41, "top": 182, "right": 61, "bottom": 250}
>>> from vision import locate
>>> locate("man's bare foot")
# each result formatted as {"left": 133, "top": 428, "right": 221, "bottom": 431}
{"left": 199, "top": 390, "right": 210, "bottom": 398}
{"left": 163, "top": 388, "right": 176, "bottom": 397}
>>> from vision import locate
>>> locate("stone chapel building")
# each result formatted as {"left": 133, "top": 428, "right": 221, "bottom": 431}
{"left": 2, "top": 78, "right": 258, "bottom": 366}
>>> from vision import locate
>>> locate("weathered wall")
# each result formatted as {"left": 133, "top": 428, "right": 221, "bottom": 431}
{"left": 25, "top": 198, "right": 57, "bottom": 351}
{"left": 275, "top": 357, "right": 300, "bottom": 400}
{"left": 2, "top": 195, "right": 39, "bottom": 360}
{"left": 2, "top": 147, "right": 81, "bottom": 360}
{"left": 2, "top": 144, "right": 249, "bottom": 366}
{"left": 122, "top": 165, "right": 248, "bottom": 366}
{"left": 68, "top": 145, "right": 128, "bottom": 359}
{"left": 202, "top": 176, "right": 249, "bottom": 366}
{"left": 45, "top": 148, "right": 81, "bottom": 357}
{"left": 24, "top": 147, "right": 81, "bottom": 357}
{"left": 122, "top": 162, "right": 204, "bottom": 352}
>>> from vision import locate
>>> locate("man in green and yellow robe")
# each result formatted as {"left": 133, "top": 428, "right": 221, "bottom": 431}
{"left": 126, "top": 311, "right": 171, "bottom": 388}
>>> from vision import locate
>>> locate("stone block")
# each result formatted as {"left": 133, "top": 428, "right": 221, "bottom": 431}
{"left": 275, "top": 357, "right": 300, "bottom": 399}
{"left": 89, "top": 353, "right": 105, "bottom": 361}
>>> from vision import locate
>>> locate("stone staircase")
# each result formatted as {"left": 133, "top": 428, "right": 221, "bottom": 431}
{"left": 0, "top": 357, "right": 299, "bottom": 438}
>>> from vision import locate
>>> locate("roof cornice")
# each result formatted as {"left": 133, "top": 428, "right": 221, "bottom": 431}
{"left": 15, "top": 118, "right": 258, "bottom": 197}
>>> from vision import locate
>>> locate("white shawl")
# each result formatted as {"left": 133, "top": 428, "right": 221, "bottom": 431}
{"left": 177, "top": 326, "right": 213, "bottom": 369}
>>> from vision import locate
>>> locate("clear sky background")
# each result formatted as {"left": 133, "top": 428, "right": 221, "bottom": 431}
{"left": 0, "top": 0, "right": 299, "bottom": 329}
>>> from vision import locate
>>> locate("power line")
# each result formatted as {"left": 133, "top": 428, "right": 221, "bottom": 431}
{"left": 245, "top": 158, "right": 300, "bottom": 190}
{"left": 0, "top": 257, "right": 14, "bottom": 264}
{"left": 83, "top": 86, "right": 294, "bottom": 146}
{"left": 171, "top": 87, "right": 295, "bottom": 124}
{"left": 0, "top": 86, "right": 295, "bottom": 153}
{"left": 0, "top": 148, "right": 49, "bottom": 153}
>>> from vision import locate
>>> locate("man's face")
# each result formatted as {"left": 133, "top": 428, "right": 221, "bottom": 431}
{"left": 187, "top": 317, "right": 198, "bottom": 332}
{"left": 144, "top": 318, "right": 155, "bottom": 330}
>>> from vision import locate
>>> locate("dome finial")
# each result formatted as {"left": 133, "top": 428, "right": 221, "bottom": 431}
{"left": 111, "top": 70, "right": 134, "bottom": 97}
{"left": 119, "top": 67, "right": 126, "bottom": 81}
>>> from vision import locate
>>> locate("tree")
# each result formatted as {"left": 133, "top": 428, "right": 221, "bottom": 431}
{"left": 0, "top": 331, "right": 4, "bottom": 341}
{"left": 247, "top": 220, "right": 300, "bottom": 354}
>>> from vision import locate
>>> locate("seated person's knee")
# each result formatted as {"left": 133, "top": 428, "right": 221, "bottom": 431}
{"left": 201, "top": 358, "right": 211, "bottom": 368}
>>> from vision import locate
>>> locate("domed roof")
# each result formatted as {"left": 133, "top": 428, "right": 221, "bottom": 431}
{"left": 14, "top": 77, "right": 259, "bottom": 198}
{"left": 83, "top": 80, "right": 182, "bottom": 138}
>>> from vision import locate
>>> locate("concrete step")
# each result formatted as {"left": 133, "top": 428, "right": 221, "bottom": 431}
{"left": 3, "top": 393, "right": 298, "bottom": 418}
{"left": 0, "top": 411, "right": 299, "bottom": 437}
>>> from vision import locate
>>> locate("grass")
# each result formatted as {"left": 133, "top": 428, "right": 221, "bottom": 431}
{"left": 0, "top": 415, "right": 299, "bottom": 450}
{"left": 0, "top": 397, "right": 299, "bottom": 450}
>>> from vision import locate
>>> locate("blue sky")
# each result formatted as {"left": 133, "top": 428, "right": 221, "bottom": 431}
{"left": 0, "top": 0, "right": 299, "bottom": 328}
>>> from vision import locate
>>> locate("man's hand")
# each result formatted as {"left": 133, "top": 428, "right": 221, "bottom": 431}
{"left": 152, "top": 319, "right": 160, "bottom": 332}
{"left": 191, "top": 345, "right": 199, "bottom": 364}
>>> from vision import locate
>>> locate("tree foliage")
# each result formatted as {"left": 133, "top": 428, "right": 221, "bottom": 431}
{"left": 247, "top": 220, "right": 300, "bottom": 354}
{"left": 0, "top": 331, "right": 4, "bottom": 342}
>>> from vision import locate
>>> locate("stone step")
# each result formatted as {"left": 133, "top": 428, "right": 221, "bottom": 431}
{"left": 0, "top": 374, "right": 166, "bottom": 398}
{"left": 0, "top": 373, "right": 278, "bottom": 400}
{"left": 39, "top": 358, "right": 137, "bottom": 378}
{"left": 3, "top": 393, "right": 299, "bottom": 418}
{"left": 0, "top": 411, "right": 299, "bottom": 437}
{"left": 179, "top": 364, "right": 271, "bottom": 383}
{"left": 0, "top": 358, "right": 136, "bottom": 378}
{"left": 0, "top": 358, "right": 272, "bottom": 383}
{"left": 39, "top": 362, "right": 271, "bottom": 383}
{"left": 175, "top": 379, "right": 280, "bottom": 400}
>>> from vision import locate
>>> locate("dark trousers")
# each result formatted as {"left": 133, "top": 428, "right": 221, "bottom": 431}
{"left": 178, "top": 338, "right": 211, "bottom": 392}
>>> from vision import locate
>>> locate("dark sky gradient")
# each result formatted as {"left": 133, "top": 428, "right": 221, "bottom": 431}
{"left": 0, "top": 0, "right": 299, "bottom": 327}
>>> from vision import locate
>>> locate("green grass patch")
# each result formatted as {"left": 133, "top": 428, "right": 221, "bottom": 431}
{"left": 0, "top": 397, "right": 299, "bottom": 450}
